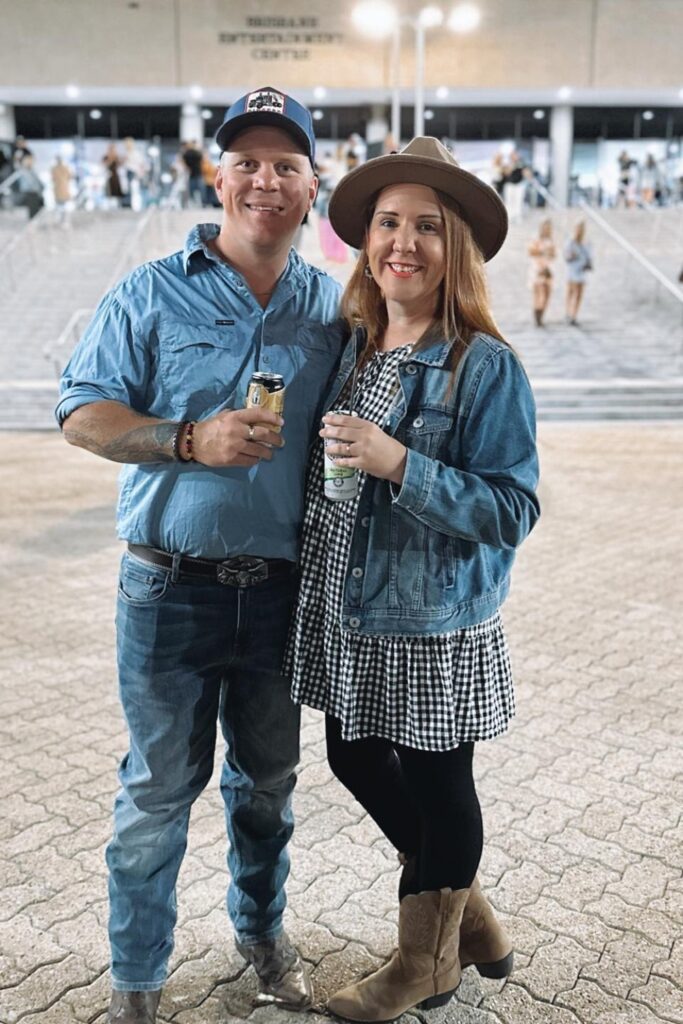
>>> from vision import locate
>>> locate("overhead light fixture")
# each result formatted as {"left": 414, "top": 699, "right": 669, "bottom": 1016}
{"left": 642, "top": 110, "right": 654, "bottom": 120}
{"left": 448, "top": 3, "right": 481, "bottom": 32}
{"left": 201, "top": 108, "right": 213, "bottom": 120}
{"left": 424, "top": 109, "right": 435, "bottom": 120}
{"left": 89, "top": 109, "right": 103, "bottom": 120}
{"left": 189, "top": 84, "right": 203, "bottom": 100}
{"left": 436, "top": 86, "right": 449, "bottom": 100}
{"left": 66, "top": 84, "right": 80, "bottom": 99}
{"left": 351, "top": 1, "right": 399, "bottom": 40}
{"left": 313, "top": 86, "right": 327, "bottom": 101}
{"left": 313, "top": 109, "right": 325, "bottom": 121}
{"left": 533, "top": 109, "right": 545, "bottom": 120}
{"left": 419, "top": 6, "right": 444, "bottom": 28}
{"left": 557, "top": 86, "right": 572, "bottom": 100}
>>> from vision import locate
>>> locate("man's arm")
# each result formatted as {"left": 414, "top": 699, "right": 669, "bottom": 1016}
{"left": 62, "top": 400, "right": 285, "bottom": 467}
{"left": 62, "top": 401, "right": 179, "bottom": 463}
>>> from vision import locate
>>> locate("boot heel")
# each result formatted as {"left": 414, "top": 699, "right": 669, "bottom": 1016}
{"left": 418, "top": 988, "right": 456, "bottom": 1010}
{"left": 476, "top": 951, "right": 514, "bottom": 979}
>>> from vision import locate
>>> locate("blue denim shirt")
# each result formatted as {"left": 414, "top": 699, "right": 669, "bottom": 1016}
{"left": 56, "top": 224, "right": 343, "bottom": 560}
{"left": 323, "top": 328, "right": 540, "bottom": 634}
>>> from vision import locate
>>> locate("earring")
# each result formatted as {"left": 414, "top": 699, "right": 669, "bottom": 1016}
{"left": 363, "top": 265, "right": 373, "bottom": 278}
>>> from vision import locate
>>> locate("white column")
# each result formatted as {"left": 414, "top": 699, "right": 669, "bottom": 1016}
{"left": 366, "top": 105, "right": 389, "bottom": 158}
{"left": 414, "top": 22, "right": 425, "bottom": 137}
{"left": 179, "top": 103, "right": 204, "bottom": 145}
{"left": 390, "top": 26, "right": 401, "bottom": 146}
{"left": 0, "top": 103, "right": 16, "bottom": 142}
{"left": 550, "top": 104, "right": 574, "bottom": 206}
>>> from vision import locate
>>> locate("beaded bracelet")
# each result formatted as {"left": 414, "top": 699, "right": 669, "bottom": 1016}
{"left": 183, "top": 421, "right": 196, "bottom": 461}
{"left": 171, "top": 421, "right": 187, "bottom": 462}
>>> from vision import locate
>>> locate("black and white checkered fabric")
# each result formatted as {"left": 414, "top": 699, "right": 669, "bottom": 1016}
{"left": 286, "top": 344, "right": 515, "bottom": 752}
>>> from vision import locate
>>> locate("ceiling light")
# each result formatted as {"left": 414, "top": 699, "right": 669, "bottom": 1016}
{"left": 642, "top": 110, "right": 654, "bottom": 120}
{"left": 557, "top": 86, "right": 572, "bottom": 100}
{"left": 448, "top": 4, "right": 481, "bottom": 32}
{"left": 314, "top": 86, "right": 327, "bottom": 101}
{"left": 201, "top": 108, "right": 213, "bottom": 120}
{"left": 89, "top": 109, "right": 103, "bottom": 120}
{"left": 66, "top": 84, "right": 80, "bottom": 99}
{"left": 419, "top": 6, "right": 444, "bottom": 28}
{"left": 424, "top": 109, "right": 435, "bottom": 121}
{"left": 351, "top": 1, "right": 399, "bottom": 40}
{"left": 436, "top": 86, "right": 449, "bottom": 100}
{"left": 189, "top": 85, "right": 203, "bottom": 100}
{"left": 313, "top": 109, "right": 325, "bottom": 121}
{"left": 533, "top": 109, "right": 545, "bottom": 120}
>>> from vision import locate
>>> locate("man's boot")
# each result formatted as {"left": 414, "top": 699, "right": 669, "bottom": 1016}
{"left": 235, "top": 931, "right": 313, "bottom": 1011}
{"left": 327, "top": 888, "right": 468, "bottom": 1022}
{"left": 107, "top": 990, "right": 161, "bottom": 1023}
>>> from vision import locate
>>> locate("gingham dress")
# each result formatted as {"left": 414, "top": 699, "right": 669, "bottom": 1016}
{"left": 286, "top": 344, "right": 515, "bottom": 751}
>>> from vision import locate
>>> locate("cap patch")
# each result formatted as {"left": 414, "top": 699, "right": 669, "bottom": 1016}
{"left": 245, "top": 89, "right": 285, "bottom": 115}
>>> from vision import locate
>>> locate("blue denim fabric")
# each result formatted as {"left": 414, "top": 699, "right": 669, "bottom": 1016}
{"left": 323, "top": 329, "right": 540, "bottom": 634}
{"left": 107, "top": 551, "right": 301, "bottom": 991}
{"left": 55, "top": 223, "right": 344, "bottom": 560}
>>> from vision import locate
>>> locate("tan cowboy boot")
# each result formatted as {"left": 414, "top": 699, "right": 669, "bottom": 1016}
{"left": 459, "top": 875, "right": 513, "bottom": 978}
{"left": 398, "top": 856, "right": 513, "bottom": 979}
{"left": 327, "top": 888, "right": 468, "bottom": 1023}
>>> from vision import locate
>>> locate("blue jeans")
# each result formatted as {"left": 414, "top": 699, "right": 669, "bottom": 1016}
{"left": 107, "top": 551, "right": 301, "bottom": 992}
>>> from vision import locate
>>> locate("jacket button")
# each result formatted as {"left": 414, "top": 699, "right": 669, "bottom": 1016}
{"left": 352, "top": 567, "right": 363, "bottom": 578}
{"left": 412, "top": 416, "right": 424, "bottom": 428}
{"left": 349, "top": 617, "right": 361, "bottom": 628}
{"left": 361, "top": 516, "right": 370, "bottom": 528}
{"left": 406, "top": 365, "right": 417, "bottom": 375}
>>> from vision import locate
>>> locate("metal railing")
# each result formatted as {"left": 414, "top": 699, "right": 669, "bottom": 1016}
{"left": 43, "top": 207, "right": 156, "bottom": 377}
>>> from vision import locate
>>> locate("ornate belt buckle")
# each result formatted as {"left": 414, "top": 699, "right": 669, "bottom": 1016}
{"left": 217, "top": 556, "right": 268, "bottom": 587}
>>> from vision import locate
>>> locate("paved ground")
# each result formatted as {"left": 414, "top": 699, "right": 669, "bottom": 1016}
{"left": 1, "top": 425, "right": 682, "bottom": 1024}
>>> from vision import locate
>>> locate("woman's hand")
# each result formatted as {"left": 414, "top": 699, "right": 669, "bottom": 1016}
{"left": 321, "top": 413, "right": 407, "bottom": 486}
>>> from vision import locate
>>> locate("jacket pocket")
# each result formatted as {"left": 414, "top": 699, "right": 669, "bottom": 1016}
{"left": 402, "top": 407, "right": 453, "bottom": 457}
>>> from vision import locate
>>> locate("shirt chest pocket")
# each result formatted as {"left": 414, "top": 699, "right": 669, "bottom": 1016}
{"left": 402, "top": 407, "right": 453, "bottom": 457}
{"left": 158, "top": 320, "right": 247, "bottom": 418}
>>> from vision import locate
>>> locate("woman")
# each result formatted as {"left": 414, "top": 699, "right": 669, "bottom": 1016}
{"left": 564, "top": 221, "right": 593, "bottom": 326}
{"left": 528, "top": 218, "right": 556, "bottom": 326}
{"left": 286, "top": 138, "right": 540, "bottom": 1022}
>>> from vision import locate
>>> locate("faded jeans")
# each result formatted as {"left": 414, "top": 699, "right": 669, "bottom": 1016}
{"left": 107, "top": 551, "right": 300, "bottom": 991}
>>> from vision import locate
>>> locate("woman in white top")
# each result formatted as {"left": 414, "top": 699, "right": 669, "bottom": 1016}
{"left": 564, "top": 221, "right": 593, "bottom": 326}
{"left": 527, "top": 218, "right": 556, "bottom": 327}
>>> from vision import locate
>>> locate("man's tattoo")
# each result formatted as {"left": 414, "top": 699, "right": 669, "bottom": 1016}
{"left": 64, "top": 420, "right": 179, "bottom": 464}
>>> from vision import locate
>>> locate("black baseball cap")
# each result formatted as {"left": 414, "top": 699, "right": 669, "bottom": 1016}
{"left": 216, "top": 86, "right": 316, "bottom": 167}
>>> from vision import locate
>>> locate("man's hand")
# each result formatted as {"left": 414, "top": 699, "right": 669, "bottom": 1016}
{"left": 321, "top": 413, "right": 406, "bottom": 486}
{"left": 193, "top": 408, "right": 285, "bottom": 467}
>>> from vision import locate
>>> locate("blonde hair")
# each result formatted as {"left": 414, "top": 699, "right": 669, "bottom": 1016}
{"left": 573, "top": 220, "right": 586, "bottom": 243}
{"left": 340, "top": 190, "right": 506, "bottom": 375}
{"left": 539, "top": 218, "right": 553, "bottom": 239}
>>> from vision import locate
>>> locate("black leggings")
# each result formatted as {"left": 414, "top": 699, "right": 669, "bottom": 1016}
{"left": 326, "top": 716, "right": 483, "bottom": 895}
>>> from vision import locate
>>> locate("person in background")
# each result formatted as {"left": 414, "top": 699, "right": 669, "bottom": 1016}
{"left": 527, "top": 218, "right": 556, "bottom": 327}
{"left": 56, "top": 86, "right": 343, "bottom": 1024}
{"left": 564, "top": 220, "right": 593, "bottom": 326}
{"left": 640, "top": 154, "right": 662, "bottom": 206}
{"left": 181, "top": 139, "right": 204, "bottom": 205}
{"left": 51, "top": 155, "right": 73, "bottom": 225}
{"left": 15, "top": 153, "right": 44, "bottom": 219}
{"left": 286, "top": 137, "right": 539, "bottom": 1022}
{"left": 102, "top": 144, "right": 124, "bottom": 204}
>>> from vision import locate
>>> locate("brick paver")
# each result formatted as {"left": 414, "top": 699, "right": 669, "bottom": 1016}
{"left": 0, "top": 425, "right": 681, "bottom": 1023}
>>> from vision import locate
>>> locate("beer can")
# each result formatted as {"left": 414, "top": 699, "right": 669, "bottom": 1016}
{"left": 246, "top": 372, "right": 285, "bottom": 432}
{"left": 324, "top": 409, "right": 359, "bottom": 502}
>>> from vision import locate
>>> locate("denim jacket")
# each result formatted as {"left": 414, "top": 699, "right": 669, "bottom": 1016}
{"left": 322, "top": 328, "right": 540, "bottom": 635}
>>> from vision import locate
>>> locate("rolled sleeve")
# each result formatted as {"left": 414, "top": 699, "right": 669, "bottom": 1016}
{"left": 55, "top": 289, "right": 150, "bottom": 426}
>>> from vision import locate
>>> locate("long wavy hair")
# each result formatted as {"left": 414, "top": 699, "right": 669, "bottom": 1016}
{"left": 340, "top": 189, "right": 507, "bottom": 374}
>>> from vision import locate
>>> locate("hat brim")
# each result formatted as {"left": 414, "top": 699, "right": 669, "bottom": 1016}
{"left": 216, "top": 113, "right": 313, "bottom": 162}
{"left": 327, "top": 154, "right": 507, "bottom": 261}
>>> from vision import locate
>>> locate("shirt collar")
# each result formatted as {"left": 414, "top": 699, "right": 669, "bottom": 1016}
{"left": 182, "top": 222, "right": 311, "bottom": 296}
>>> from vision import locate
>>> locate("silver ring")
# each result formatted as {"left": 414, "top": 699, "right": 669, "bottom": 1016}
{"left": 346, "top": 443, "right": 351, "bottom": 455}
{"left": 248, "top": 425, "right": 255, "bottom": 441}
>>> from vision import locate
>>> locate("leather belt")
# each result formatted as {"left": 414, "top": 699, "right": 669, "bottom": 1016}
{"left": 127, "top": 543, "right": 295, "bottom": 588}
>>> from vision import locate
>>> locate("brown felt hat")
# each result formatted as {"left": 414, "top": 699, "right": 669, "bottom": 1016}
{"left": 328, "top": 136, "right": 508, "bottom": 262}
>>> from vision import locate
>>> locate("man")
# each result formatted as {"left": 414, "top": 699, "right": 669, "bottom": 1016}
{"left": 56, "top": 87, "right": 343, "bottom": 1024}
